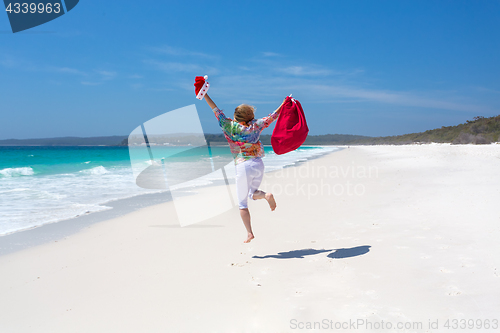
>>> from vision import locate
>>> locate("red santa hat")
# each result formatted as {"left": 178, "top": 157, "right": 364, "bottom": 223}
{"left": 194, "top": 75, "right": 210, "bottom": 100}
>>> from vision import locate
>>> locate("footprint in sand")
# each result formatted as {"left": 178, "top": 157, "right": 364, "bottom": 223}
{"left": 366, "top": 290, "right": 379, "bottom": 300}
{"left": 458, "top": 257, "right": 476, "bottom": 268}
{"left": 446, "top": 285, "right": 462, "bottom": 296}
{"left": 230, "top": 263, "right": 246, "bottom": 267}
{"left": 250, "top": 276, "right": 262, "bottom": 286}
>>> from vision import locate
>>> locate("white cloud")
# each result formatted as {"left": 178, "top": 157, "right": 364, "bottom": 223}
{"left": 0, "top": 56, "right": 19, "bottom": 68}
{"left": 149, "top": 87, "right": 175, "bottom": 92}
{"left": 140, "top": 47, "right": 497, "bottom": 114}
{"left": 144, "top": 59, "right": 218, "bottom": 75}
{"left": 54, "top": 67, "right": 87, "bottom": 75}
{"left": 473, "top": 86, "right": 500, "bottom": 94}
{"left": 81, "top": 81, "right": 103, "bottom": 86}
{"left": 130, "top": 83, "right": 143, "bottom": 89}
{"left": 146, "top": 60, "right": 200, "bottom": 72}
{"left": 95, "top": 70, "right": 117, "bottom": 80}
{"left": 274, "top": 65, "right": 364, "bottom": 77}
{"left": 262, "top": 52, "right": 282, "bottom": 57}
{"left": 150, "top": 45, "right": 218, "bottom": 60}
{"left": 306, "top": 84, "right": 487, "bottom": 113}
{"left": 276, "top": 65, "right": 331, "bottom": 76}
{"left": 211, "top": 74, "right": 491, "bottom": 113}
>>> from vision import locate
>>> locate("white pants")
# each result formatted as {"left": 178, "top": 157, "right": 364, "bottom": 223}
{"left": 235, "top": 157, "right": 265, "bottom": 209}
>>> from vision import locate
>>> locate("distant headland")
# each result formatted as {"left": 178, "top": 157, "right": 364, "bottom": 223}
{"left": 1, "top": 115, "right": 498, "bottom": 146}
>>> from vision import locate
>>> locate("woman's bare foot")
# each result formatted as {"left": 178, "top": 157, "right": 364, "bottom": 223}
{"left": 244, "top": 233, "right": 255, "bottom": 243}
{"left": 265, "top": 193, "right": 276, "bottom": 211}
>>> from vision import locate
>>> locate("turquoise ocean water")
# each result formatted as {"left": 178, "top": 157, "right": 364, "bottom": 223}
{"left": 0, "top": 145, "right": 337, "bottom": 236}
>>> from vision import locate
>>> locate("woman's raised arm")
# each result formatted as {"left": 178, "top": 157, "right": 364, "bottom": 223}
{"left": 204, "top": 93, "right": 218, "bottom": 110}
{"left": 254, "top": 97, "right": 287, "bottom": 130}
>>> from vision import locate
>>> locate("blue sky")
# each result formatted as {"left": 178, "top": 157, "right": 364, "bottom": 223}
{"left": 1, "top": 0, "right": 499, "bottom": 139}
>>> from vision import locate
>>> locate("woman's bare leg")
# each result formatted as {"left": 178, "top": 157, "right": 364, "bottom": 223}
{"left": 240, "top": 208, "right": 254, "bottom": 243}
{"left": 252, "top": 190, "right": 277, "bottom": 211}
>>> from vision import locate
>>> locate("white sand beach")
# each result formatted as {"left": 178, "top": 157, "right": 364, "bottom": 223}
{"left": 1, "top": 144, "right": 499, "bottom": 332}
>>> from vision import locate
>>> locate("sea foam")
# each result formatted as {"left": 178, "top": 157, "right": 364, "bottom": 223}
{"left": 0, "top": 167, "right": 34, "bottom": 177}
{"left": 80, "top": 166, "right": 109, "bottom": 175}
{"left": 0, "top": 146, "right": 337, "bottom": 236}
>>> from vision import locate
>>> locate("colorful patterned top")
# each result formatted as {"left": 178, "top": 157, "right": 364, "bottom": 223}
{"left": 212, "top": 106, "right": 281, "bottom": 164}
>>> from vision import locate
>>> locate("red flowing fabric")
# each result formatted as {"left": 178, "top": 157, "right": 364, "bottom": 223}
{"left": 271, "top": 96, "right": 309, "bottom": 155}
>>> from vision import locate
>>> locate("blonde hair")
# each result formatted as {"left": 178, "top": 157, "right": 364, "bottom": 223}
{"left": 234, "top": 104, "right": 255, "bottom": 125}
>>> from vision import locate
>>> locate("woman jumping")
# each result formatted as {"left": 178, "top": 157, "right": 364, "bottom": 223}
{"left": 203, "top": 93, "right": 285, "bottom": 243}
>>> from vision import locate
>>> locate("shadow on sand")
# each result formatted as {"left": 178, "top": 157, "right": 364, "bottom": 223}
{"left": 327, "top": 245, "right": 371, "bottom": 259}
{"left": 252, "top": 245, "right": 371, "bottom": 259}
